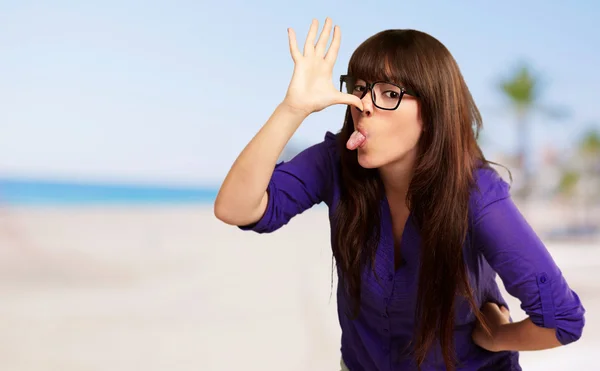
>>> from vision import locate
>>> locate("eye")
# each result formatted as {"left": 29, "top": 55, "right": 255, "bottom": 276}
{"left": 354, "top": 85, "right": 367, "bottom": 93}
{"left": 383, "top": 90, "right": 400, "bottom": 99}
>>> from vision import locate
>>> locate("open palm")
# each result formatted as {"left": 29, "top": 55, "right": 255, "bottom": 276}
{"left": 283, "top": 18, "right": 363, "bottom": 116}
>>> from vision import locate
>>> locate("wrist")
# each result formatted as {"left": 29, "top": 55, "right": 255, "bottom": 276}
{"left": 279, "top": 99, "right": 312, "bottom": 120}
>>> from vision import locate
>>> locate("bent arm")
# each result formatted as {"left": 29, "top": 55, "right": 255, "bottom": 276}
{"left": 494, "top": 317, "right": 561, "bottom": 351}
{"left": 214, "top": 103, "right": 309, "bottom": 226}
{"left": 236, "top": 131, "right": 338, "bottom": 234}
{"left": 473, "top": 172, "right": 585, "bottom": 350}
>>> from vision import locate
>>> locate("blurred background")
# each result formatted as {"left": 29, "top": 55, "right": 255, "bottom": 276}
{"left": 0, "top": 1, "right": 598, "bottom": 370}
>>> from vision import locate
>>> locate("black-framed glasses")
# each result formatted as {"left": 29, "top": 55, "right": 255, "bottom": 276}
{"left": 340, "top": 75, "right": 418, "bottom": 111}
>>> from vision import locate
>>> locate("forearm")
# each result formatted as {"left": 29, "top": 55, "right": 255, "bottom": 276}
{"left": 494, "top": 317, "right": 562, "bottom": 352}
{"left": 214, "top": 101, "right": 308, "bottom": 226}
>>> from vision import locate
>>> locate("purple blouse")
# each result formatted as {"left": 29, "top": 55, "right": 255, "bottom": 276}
{"left": 239, "top": 131, "right": 585, "bottom": 370}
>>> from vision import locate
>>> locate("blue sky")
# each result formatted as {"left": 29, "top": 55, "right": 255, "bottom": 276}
{"left": 1, "top": 0, "right": 598, "bottom": 187}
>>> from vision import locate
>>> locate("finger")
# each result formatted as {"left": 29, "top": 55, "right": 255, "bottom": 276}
{"left": 303, "top": 19, "right": 319, "bottom": 56}
{"left": 315, "top": 17, "right": 333, "bottom": 56}
{"left": 485, "top": 302, "right": 499, "bottom": 309}
{"left": 337, "top": 92, "right": 364, "bottom": 112}
{"left": 287, "top": 28, "right": 301, "bottom": 62}
{"left": 325, "top": 25, "right": 341, "bottom": 64}
{"left": 500, "top": 306, "right": 510, "bottom": 314}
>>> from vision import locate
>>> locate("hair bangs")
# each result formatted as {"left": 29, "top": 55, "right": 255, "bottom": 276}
{"left": 347, "top": 30, "right": 421, "bottom": 95}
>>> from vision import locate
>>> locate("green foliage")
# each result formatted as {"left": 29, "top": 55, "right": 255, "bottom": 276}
{"left": 499, "top": 64, "right": 540, "bottom": 110}
{"left": 558, "top": 170, "right": 580, "bottom": 196}
{"left": 579, "top": 129, "right": 600, "bottom": 156}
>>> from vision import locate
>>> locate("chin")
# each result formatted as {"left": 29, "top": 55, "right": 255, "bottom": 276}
{"left": 357, "top": 152, "right": 381, "bottom": 169}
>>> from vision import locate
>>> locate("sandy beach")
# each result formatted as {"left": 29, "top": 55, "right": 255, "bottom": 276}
{"left": 0, "top": 205, "right": 598, "bottom": 370}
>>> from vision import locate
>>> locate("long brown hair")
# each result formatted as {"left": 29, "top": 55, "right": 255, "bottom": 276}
{"left": 332, "top": 29, "right": 491, "bottom": 370}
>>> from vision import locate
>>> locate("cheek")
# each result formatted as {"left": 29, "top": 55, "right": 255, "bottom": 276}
{"left": 396, "top": 104, "right": 423, "bottom": 145}
{"left": 382, "top": 116, "right": 422, "bottom": 149}
{"left": 350, "top": 110, "right": 359, "bottom": 127}
{"left": 403, "top": 121, "right": 423, "bottom": 144}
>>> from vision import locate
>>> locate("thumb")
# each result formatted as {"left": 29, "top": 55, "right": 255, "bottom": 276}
{"left": 337, "top": 92, "right": 364, "bottom": 112}
{"left": 499, "top": 306, "right": 510, "bottom": 315}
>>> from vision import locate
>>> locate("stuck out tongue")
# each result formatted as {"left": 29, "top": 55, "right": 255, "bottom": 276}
{"left": 346, "top": 130, "right": 366, "bottom": 150}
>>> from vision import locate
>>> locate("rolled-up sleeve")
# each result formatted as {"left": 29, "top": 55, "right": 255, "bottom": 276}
{"left": 238, "top": 131, "right": 338, "bottom": 234}
{"left": 472, "top": 169, "right": 586, "bottom": 345}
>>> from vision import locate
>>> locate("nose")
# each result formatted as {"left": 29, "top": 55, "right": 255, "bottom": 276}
{"left": 360, "top": 89, "right": 373, "bottom": 116}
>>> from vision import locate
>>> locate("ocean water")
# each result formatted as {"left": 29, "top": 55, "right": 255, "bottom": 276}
{"left": 0, "top": 178, "right": 218, "bottom": 205}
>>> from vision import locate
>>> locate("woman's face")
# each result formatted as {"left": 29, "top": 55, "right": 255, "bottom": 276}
{"left": 348, "top": 78, "right": 423, "bottom": 170}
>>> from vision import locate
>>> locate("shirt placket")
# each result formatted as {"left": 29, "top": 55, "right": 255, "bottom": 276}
{"left": 376, "top": 238, "right": 396, "bottom": 368}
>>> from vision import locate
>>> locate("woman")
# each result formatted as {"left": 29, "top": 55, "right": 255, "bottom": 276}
{"left": 214, "top": 18, "right": 585, "bottom": 370}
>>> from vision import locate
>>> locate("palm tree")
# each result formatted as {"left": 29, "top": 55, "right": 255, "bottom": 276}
{"left": 497, "top": 62, "right": 569, "bottom": 200}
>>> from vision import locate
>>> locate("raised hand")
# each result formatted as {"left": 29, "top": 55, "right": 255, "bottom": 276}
{"left": 283, "top": 18, "right": 363, "bottom": 116}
